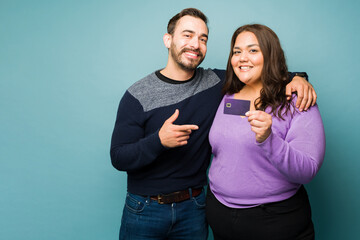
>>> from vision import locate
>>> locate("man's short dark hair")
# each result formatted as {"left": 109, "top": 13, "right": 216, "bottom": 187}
{"left": 167, "top": 8, "right": 208, "bottom": 35}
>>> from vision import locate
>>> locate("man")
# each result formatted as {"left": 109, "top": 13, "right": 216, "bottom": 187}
{"left": 110, "top": 8, "right": 316, "bottom": 239}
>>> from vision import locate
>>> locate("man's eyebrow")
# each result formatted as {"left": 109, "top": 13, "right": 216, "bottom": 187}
{"left": 201, "top": 33, "right": 208, "bottom": 39}
{"left": 182, "top": 30, "right": 208, "bottom": 39}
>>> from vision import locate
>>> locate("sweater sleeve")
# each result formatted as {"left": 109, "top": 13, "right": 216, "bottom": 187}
{"left": 257, "top": 104, "right": 325, "bottom": 184}
{"left": 110, "top": 91, "right": 165, "bottom": 172}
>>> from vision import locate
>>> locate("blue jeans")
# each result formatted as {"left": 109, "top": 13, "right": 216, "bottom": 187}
{"left": 119, "top": 189, "right": 208, "bottom": 240}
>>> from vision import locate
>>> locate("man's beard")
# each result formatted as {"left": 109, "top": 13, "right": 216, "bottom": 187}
{"left": 170, "top": 44, "right": 204, "bottom": 71}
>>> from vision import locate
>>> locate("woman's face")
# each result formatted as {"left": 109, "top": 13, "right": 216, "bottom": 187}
{"left": 231, "top": 31, "right": 264, "bottom": 87}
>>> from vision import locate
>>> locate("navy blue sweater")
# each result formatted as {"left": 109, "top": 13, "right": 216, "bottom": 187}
{"left": 110, "top": 68, "right": 225, "bottom": 195}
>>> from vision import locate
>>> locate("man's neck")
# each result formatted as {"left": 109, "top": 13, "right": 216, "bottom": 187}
{"left": 160, "top": 64, "right": 195, "bottom": 81}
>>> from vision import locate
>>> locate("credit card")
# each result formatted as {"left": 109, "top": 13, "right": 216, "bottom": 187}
{"left": 224, "top": 98, "right": 250, "bottom": 116}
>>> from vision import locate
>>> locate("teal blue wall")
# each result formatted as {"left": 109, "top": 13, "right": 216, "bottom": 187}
{"left": 1, "top": 0, "right": 359, "bottom": 239}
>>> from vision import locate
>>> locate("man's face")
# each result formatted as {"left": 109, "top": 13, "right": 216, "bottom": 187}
{"left": 169, "top": 16, "right": 208, "bottom": 71}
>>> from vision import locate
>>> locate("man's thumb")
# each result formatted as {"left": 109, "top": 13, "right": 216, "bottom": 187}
{"left": 166, "top": 109, "right": 179, "bottom": 124}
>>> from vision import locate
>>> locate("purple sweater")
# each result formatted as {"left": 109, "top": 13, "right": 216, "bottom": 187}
{"left": 208, "top": 94, "right": 326, "bottom": 208}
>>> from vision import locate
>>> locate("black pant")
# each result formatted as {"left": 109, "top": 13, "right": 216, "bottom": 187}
{"left": 206, "top": 186, "right": 315, "bottom": 240}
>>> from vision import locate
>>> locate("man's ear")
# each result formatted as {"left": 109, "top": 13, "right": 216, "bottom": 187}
{"left": 163, "top": 33, "right": 172, "bottom": 49}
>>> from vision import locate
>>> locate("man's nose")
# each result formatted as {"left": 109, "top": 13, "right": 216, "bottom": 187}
{"left": 189, "top": 37, "right": 200, "bottom": 49}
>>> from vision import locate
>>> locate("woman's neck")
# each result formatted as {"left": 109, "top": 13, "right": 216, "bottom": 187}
{"left": 234, "top": 84, "right": 263, "bottom": 110}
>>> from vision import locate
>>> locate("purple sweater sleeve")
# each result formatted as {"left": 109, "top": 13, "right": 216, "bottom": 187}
{"left": 257, "top": 104, "right": 326, "bottom": 184}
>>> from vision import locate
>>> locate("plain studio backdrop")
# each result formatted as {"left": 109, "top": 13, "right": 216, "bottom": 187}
{"left": 1, "top": 0, "right": 359, "bottom": 239}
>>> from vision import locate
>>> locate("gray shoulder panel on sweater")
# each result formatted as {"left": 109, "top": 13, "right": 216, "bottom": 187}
{"left": 128, "top": 68, "right": 221, "bottom": 112}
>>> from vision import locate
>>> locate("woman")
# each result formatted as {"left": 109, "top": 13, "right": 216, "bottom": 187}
{"left": 206, "top": 24, "right": 326, "bottom": 239}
